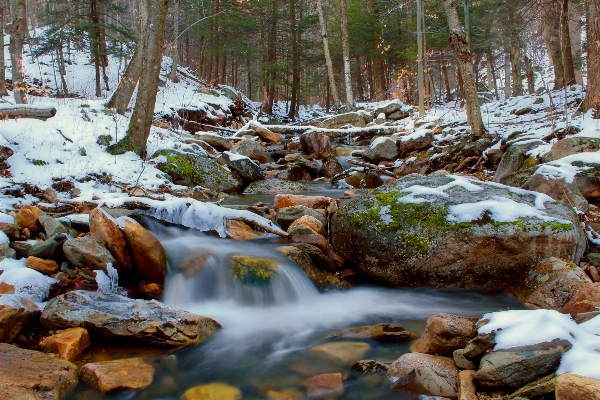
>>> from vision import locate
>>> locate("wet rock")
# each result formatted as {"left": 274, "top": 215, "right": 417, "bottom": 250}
{"left": 288, "top": 215, "right": 325, "bottom": 236}
{"left": 303, "top": 373, "right": 344, "bottom": 400}
{"left": 387, "top": 353, "right": 459, "bottom": 398}
{"left": 41, "top": 290, "right": 220, "bottom": 346}
{"left": 508, "top": 374, "right": 556, "bottom": 399}
{"left": 220, "top": 151, "right": 265, "bottom": 182}
{"left": 15, "top": 206, "right": 45, "bottom": 233}
{"left": 289, "top": 233, "right": 329, "bottom": 253}
{"left": 276, "top": 206, "right": 326, "bottom": 230}
{"left": 123, "top": 218, "right": 167, "bottom": 285}
{"left": 0, "top": 343, "right": 77, "bottom": 399}
{"left": 226, "top": 220, "right": 265, "bottom": 240}
{"left": 277, "top": 246, "right": 348, "bottom": 290}
{"left": 28, "top": 233, "right": 68, "bottom": 259}
{"left": 0, "top": 295, "right": 40, "bottom": 343}
{"left": 229, "top": 255, "right": 278, "bottom": 284}
{"left": 453, "top": 333, "right": 496, "bottom": 369}
{"left": 351, "top": 360, "right": 390, "bottom": 374}
{"left": 319, "top": 155, "right": 343, "bottom": 179}
{"left": 560, "top": 283, "right": 600, "bottom": 322}
{"left": 301, "top": 130, "right": 331, "bottom": 160}
{"left": 318, "top": 112, "right": 368, "bottom": 129}
{"left": 295, "top": 243, "right": 336, "bottom": 273}
{"left": 266, "top": 388, "right": 304, "bottom": 400}
{"left": 39, "top": 215, "right": 70, "bottom": 238}
{"left": 284, "top": 153, "right": 319, "bottom": 175}
{"left": 80, "top": 357, "right": 154, "bottom": 393}
{"left": 274, "top": 194, "right": 337, "bottom": 210}
{"left": 310, "top": 342, "right": 370, "bottom": 366}
{"left": 362, "top": 137, "right": 398, "bottom": 163}
{"left": 555, "top": 373, "right": 600, "bottom": 400}
{"left": 398, "top": 129, "right": 435, "bottom": 154}
{"left": 40, "top": 327, "right": 90, "bottom": 361}
{"left": 411, "top": 314, "right": 478, "bottom": 356}
{"left": 244, "top": 178, "right": 307, "bottom": 194}
{"left": 542, "top": 137, "right": 599, "bottom": 163}
{"left": 522, "top": 173, "right": 589, "bottom": 213}
{"left": 182, "top": 382, "right": 242, "bottom": 400}
{"left": 344, "top": 170, "right": 384, "bottom": 188}
{"left": 339, "top": 323, "right": 417, "bottom": 342}
{"left": 331, "top": 175, "right": 585, "bottom": 289}
{"left": 233, "top": 139, "right": 273, "bottom": 164}
{"left": 139, "top": 282, "right": 163, "bottom": 300}
{"left": 474, "top": 338, "right": 571, "bottom": 388}
{"left": 493, "top": 140, "right": 543, "bottom": 183}
{"left": 89, "top": 208, "right": 131, "bottom": 271}
{"left": 26, "top": 256, "right": 59, "bottom": 275}
{"left": 507, "top": 257, "right": 592, "bottom": 310}
{"left": 63, "top": 235, "right": 116, "bottom": 273}
{"left": 275, "top": 164, "right": 313, "bottom": 181}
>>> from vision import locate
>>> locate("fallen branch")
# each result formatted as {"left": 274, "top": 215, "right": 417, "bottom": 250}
{"left": 0, "top": 105, "right": 57, "bottom": 121}
{"left": 347, "top": 159, "right": 396, "bottom": 177}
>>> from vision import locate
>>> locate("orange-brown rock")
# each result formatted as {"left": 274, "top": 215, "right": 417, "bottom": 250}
{"left": 0, "top": 295, "right": 40, "bottom": 343}
{"left": 226, "top": 220, "right": 264, "bottom": 240}
{"left": 0, "top": 282, "right": 15, "bottom": 294}
{"left": 266, "top": 388, "right": 304, "bottom": 400}
{"left": 180, "top": 252, "right": 215, "bottom": 277}
{"left": 274, "top": 194, "right": 338, "bottom": 210}
{"left": 387, "top": 353, "right": 459, "bottom": 398}
{"left": 15, "top": 206, "right": 45, "bottom": 233}
{"left": 139, "top": 283, "right": 163, "bottom": 300}
{"left": 123, "top": 219, "right": 167, "bottom": 285}
{"left": 181, "top": 382, "right": 242, "bottom": 400}
{"left": 289, "top": 233, "right": 329, "bottom": 253}
{"left": 40, "top": 327, "right": 91, "bottom": 361}
{"left": 25, "top": 256, "right": 59, "bottom": 275}
{"left": 411, "top": 313, "right": 478, "bottom": 356}
{"left": 560, "top": 283, "right": 600, "bottom": 322}
{"left": 310, "top": 342, "right": 371, "bottom": 366}
{"left": 303, "top": 373, "right": 344, "bottom": 400}
{"left": 79, "top": 357, "right": 154, "bottom": 393}
{"left": 459, "top": 370, "right": 478, "bottom": 400}
{"left": 0, "top": 343, "right": 78, "bottom": 398}
{"left": 288, "top": 215, "right": 325, "bottom": 236}
{"left": 90, "top": 208, "right": 132, "bottom": 271}
{"left": 555, "top": 373, "right": 600, "bottom": 400}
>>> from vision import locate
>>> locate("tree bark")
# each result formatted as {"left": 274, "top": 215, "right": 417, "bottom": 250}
{"left": 524, "top": 55, "right": 534, "bottom": 94}
{"left": 561, "top": 0, "right": 577, "bottom": 85}
{"left": 288, "top": 0, "right": 300, "bottom": 120}
{"left": 0, "top": 105, "right": 56, "bottom": 120}
{"left": 340, "top": 0, "right": 353, "bottom": 108}
{"left": 168, "top": 0, "right": 180, "bottom": 82}
{"left": 582, "top": 0, "right": 600, "bottom": 115}
{"left": 543, "top": 0, "right": 565, "bottom": 89}
{"left": 316, "top": 0, "right": 340, "bottom": 110}
{"left": 504, "top": 50, "right": 511, "bottom": 98}
{"left": 120, "top": 0, "right": 169, "bottom": 156}
{"left": 510, "top": 39, "right": 522, "bottom": 96}
{"left": 0, "top": 1, "right": 8, "bottom": 96}
{"left": 442, "top": 0, "right": 486, "bottom": 137}
{"left": 106, "top": 44, "right": 143, "bottom": 114}
{"left": 9, "top": 0, "right": 27, "bottom": 104}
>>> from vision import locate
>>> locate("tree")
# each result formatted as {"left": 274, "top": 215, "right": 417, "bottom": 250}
{"left": 316, "top": 0, "right": 340, "bottom": 110}
{"left": 9, "top": 0, "right": 27, "bottom": 104}
{"left": 582, "top": 0, "right": 600, "bottom": 115}
{"left": 0, "top": 0, "right": 8, "bottom": 97}
{"left": 441, "top": 0, "right": 486, "bottom": 137}
{"left": 340, "top": 0, "right": 353, "bottom": 108}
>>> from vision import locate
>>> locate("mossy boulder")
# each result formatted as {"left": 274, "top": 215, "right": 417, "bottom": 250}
{"left": 331, "top": 175, "right": 585, "bottom": 289}
{"left": 542, "top": 137, "right": 600, "bottom": 163}
{"left": 493, "top": 140, "right": 543, "bottom": 183}
{"left": 244, "top": 178, "right": 307, "bottom": 194}
{"left": 154, "top": 148, "right": 243, "bottom": 193}
{"left": 229, "top": 255, "right": 278, "bottom": 285}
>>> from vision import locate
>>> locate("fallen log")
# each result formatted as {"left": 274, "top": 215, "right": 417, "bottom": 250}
{"left": 0, "top": 105, "right": 57, "bottom": 121}
{"left": 252, "top": 124, "right": 403, "bottom": 139}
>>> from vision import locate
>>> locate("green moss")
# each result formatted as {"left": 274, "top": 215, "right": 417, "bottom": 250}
{"left": 107, "top": 135, "right": 140, "bottom": 156}
{"left": 103, "top": 108, "right": 115, "bottom": 116}
{"left": 229, "top": 255, "right": 278, "bottom": 284}
{"left": 32, "top": 159, "right": 47, "bottom": 166}
{"left": 492, "top": 218, "right": 529, "bottom": 231}
{"left": 78, "top": 147, "right": 87, "bottom": 156}
{"left": 96, "top": 135, "right": 112, "bottom": 146}
{"left": 522, "top": 157, "right": 538, "bottom": 168}
{"left": 540, "top": 221, "right": 573, "bottom": 232}
{"left": 81, "top": 110, "right": 91, "bottom": 122}
{"left": 533, "top": 97, "right": 544, "bottom": 104}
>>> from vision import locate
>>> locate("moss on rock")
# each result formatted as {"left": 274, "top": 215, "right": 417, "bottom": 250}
{"left": 229, "top": 255, "right": 278, "bottom": 284}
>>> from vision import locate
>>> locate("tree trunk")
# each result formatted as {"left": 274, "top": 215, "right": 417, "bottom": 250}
{"left": 263, "top": 0, "right": 278, "bottom": 115}
{"left": 288, "top": 0, "right": 299, "bottom": 120}
{"left": 417, "top": 0, "right": 425, "bottom": 116}
{"left": 0, "top": 1, "right": 8, "bottom": 96}
{"left": 510, "top": 39, "right": 522, "bottom": 96}
{"left": 504, "top": 50, "right": 511, "bottom": 98}
{"left": 119, "top": 0, "right": 169, "bottom": 156}
{"left": 90, "top": 0, "right": 103, "bottom": 97}
{"left": 582, "top": 0, "right": 600, "bottom": 115}
{"left": 442, "top": 0, "right": 486, "bottom": 136}
{"left": 524, "top": 55, "right": 534, "bottom": 94}
{"left": 561, "top": 0, "right": 577, "bottom": 85}
{"left": 340, "top": 0, "right": 353, "bottom": 108}
{"left": 442, "top": 63, "right": 452, "bottom": 101}
{"left": 106, "top": 44, "right": 143, "bottom": 114}
{"left": 9, "top": 0, "right": 27, "bottom": 104}
{"left": 370, "top": 0, "right": 385, "bottom": 99}
{"left": 543, "top": 0, "right": 565, "bottom": 89}
{"left": 168, "top": 0, "right": 180, "bottom": 82}
{"left": 316, "top": 0, "right": 340, "bottom": 110}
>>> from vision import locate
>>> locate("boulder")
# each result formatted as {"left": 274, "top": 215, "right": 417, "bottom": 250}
{"left": 542, "top": 137, "right": 599, "bottom": 163}
{"left": 181, "top": 382, "right": 242, "bottom": 400}
{"left": 275, "top": 164, "right": 313, "bottom": 181}
{"left": 411, "top": 313, "right": 478, "bottom": 356}
{"left": 219, "top": 151, "right": 265, "bottom": 182}
{"left": 195, "top": 133, "right": 234, "bottom": 152}
{"left": 289, "top": 233, "right": 329, "bottom": 253}
{"left": 229, "top": 255, "right": 278, "bottom": 284}
{"left": 244, "top": 179, "right": 307, "bottom": 194}
{"left": 560, "top": 283, "right": 600, "bottom": 320}
{"left": 474, "top": 338, "right": 571, "bottom": 388}
{"left": 302, "top": 373, "right": 344, "bottom": 400}
{"left": 507, "top": 257, "right": 592, "bottom": 310}
{"left": 0, "top": 295, "right": 40, "bottom": 343}
{"left": 295, "top": 243, "right": 336, "bottom": 273}
{"left": 39, "top": 215, "right": 71, "bottom": 238}
{"left": 0, "top": 212, "right": 19, "bottom": 239}
{"left": 386, "top": 353, "right": 459, "bottom": 398}
{"left": 331, "top": 175, "right": 585, "bottom": 288}
{"left": 452, "top": 333, "right": 496, "bottom": 370}
{"left": 154, "top": 148, "right": 243, "bottom": 192}
{"left": 233, "top": 139, "right": 273, "bottom": 164}
{"left": 399, "top": 129, "right": 435, "bottom": 154}
{"left": 0, "top": 343, "right": 77, "bottom": 399}
{"left": 300, "top": 130, "right": 331, "bottom": 160}
{"left": 494, "top": 140, "right": 543, "bottom": 183}
{"left": 28, "top": 233, "right": 68, "bottom": 259}
{"left": 459, "top": 370, "right": 478, "bottom": 400}
{"left": 522, "top": 173, "right": 589, "bottom": 213}
{"left": 89, "top": 208, "right": 132, "bottom": 271}
{"left": 284, "top": 153, "right": 319, "bottom": 175}
{"left": 41, "top": 290, "right": 220, "bottom": 346}
{"left": 241, "top": 121, "right": 282, "bottom": 144}
{"left": 288, "top": 215, "right": 325, "bottom": 236}
{"left": 362, "top": 137, "right": 398, "bottom": 163}
{"left": 25, "top": 256, "right": 59, "bottom": 275}
{"left": 318, "top": 112, "right": 368, "bottom": 129}
{"left": 39, "top": 327, "right": 90, "bottom": 361}
{"left": 139, "top": 283, "right": 163, "bottom": 299}
{"left": 338, "top": 323, "right": 417, "bottom": 341}
{"left": 63, "top": 235, "right": 116, "bottom": 272}
{"left": 319, "top": 155, "right": 343, "bottom": 179}
{"left": 15, "top": 206, "right": 45, "bottom": 233}
{"left": 277, "top": 246, "right": 348, "bottom": 290}
{"left": 310, "top": 342, "right": 370, "bottom": 366}
{"left": 374, "top": 100, "right": 410, "bottom": 118}
{"left": 123, "top": 218, "right": 167, "bottom": 285}
{"left": 80, "top": 357, "right": 154, "bottom": 393}
{"left": 277, "top": 206, "right": 326, "bottom": 230}
{"left": 274, "top": 194, "right": 337, "bottom": 210}
{"left": 555, "top": 373, "right": 600, "bottom": 400}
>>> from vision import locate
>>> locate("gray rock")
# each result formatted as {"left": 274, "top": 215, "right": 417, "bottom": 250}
{"left": 494, "top": 140, "right": 543, "bottom": 183}
{"left": 300, "top": 130, "right": 331, "bottom": 160}
{"left": 194, "top": 133, "right": 233, "bottom": 152}
{"left": 319, "top": 155, "right": 343, "bottom": 179}
{"left": 374, "top": 100, "right": 411, "bottom": 118}
{"left": 398, "top": 129, "right": 435, "bottom": 154}
{"left": 244, "top": 179, "right": 307, "bottom": 194}
{"left": 474, "top": 339, "right": 570, "bottom": 388}
{"left": 232, "top": 139, "right": 273, "bottom": 164}
{"left": 462, "top": 138, "right": 493, "bottom": 157}
{"left": 219, "top": 151, "right": 264, "bottom": 182}
{"left": 362, "top": 137, "right": 398, "bottom": 163}
{"left": 0, "top": 243, "right": 15, "bottom": 260}
{"left": 63, "top": 235, "right": 116, "bottom": 272}
{"left": 387, "top": 353, "right": 459, "bottom": 398}
{"left": 542, "top": 137, "right": 599, "bottom": 163}
{"left": 39, "top": 215, "right": 70, "bottom": 238}
{"left": 331, "top": 175, "right": 585, "bottom": 288}
{"left": 41, "top": 290, "right": 221, "bottom": 347}
{"left": 318, "top": 112, "right": 369, "bottom": 129}
{"left": 277, "top": 206, "right": 326, "bottom": 229}
{"left": 28, "top": 233, "right": 68, "bottom": 259}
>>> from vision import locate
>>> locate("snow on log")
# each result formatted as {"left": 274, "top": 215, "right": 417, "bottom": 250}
{"left": 0, "top": 105, "right": 57, "bottom": 121}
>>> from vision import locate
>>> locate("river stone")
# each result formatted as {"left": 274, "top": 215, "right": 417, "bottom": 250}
{"left": 331, "top": 175, "right": 585, "bottom": 288}
{"left": 295, "top": 243, "right": 336, "bottom": 273}
{"left": 244, "top": 179, "right": 307, "bottom": 194}
{"left": 39, "top": 215, "right": 70, "bottom": 238}
{"left": 344, "top": 170, "right": 384, "bottom": 189}
{"left": 241, "top": 121, "right": 282, "bottom": 144}
{"left": 493, "top": 140, "right": 543, "bottom": 183}
{"left": 195, "top": 133, "right": 233, "bottom": 152}
{"left": 310, "top": 342, "right": 370, "bottom": 366}
{"left": 0, "top": 343, "right": 78, "bottom": 399}
{"left": 80, "top": 357, "right": 154, "bottom": 393}
{"left": 275, "top": 163, "right": 313, "bottom": 181}
{"left": 542, "top": 137, "right": 599, "bottom": 163}
{"left": 362, "top": 137, "right": 398, "bottom": 163}
{"left": 351, "top": 360, "right": 390, "bottom": 374}
{"left": 154, "top": 148, "right": 243, "bottom": 193}
{"left": 507, "top": 257, "right": 592, "bottom": 310}
{"left": 453, "top": 332, "right": 496, "bottom": 369}
{"left": 411, "top": 313, "right": 478, "bottom": 356}
{"left": 318, "top": 112, "right": 368, "bottom": 129}
{"left": 289, "top": 233, "right": 329, "bottom": 253}
{"left": 300, "top": 130, "right": 331, "bottom": 160}
{"left": 459, "top": 370, "right": 478, "bottom": 400}
{"left": 40, "top": 290, "right": 220, "bottom": 346}
{"left": 220, "top": 151, "right": 265, "bottom": 182}
{"left": 39, "top": 327, "right": 90, "bottom": 361}
{"left": 0, "top": 295, "right": 40, "bottom": 343}
{"left": 233, "top": 139, "right": 273, "bottom": 164}
{"left": 26, "top": 256, "right": 59, "bottom": 275}
{"left": 508, "top": 374, "right": 557, "bottom": 399}
{"left": 386, "top": 353, "right": 459, "bottom": 398}
{"left": 274, "top": 194, "right": 336, "bottom": 210}
{"left": 303, "top": 373, "right": 344, "bottom": 400}
{"left": 398, "top": 129, "right": 435, "bottom": 154}
{"left": 89, "top": 208, "right": 131, "bottom": 271}
{"left": 555, "top": 373, "right": 600, "bottom": 400}
{"left": 474, "top": 338, "right": 571, "bottom": 388}
{"left": 338, "top": 323, "right": 417, "bottom": 342}
{"left": 319, "top": 155, "right": 343, "bottom": 179}
{"left": 277, "top": 246, "right": 348, "bottom": 290}
{"left": 522, "top": 173, "right": 589, "bottom": 213}
{"left": 288, "top": 215, "right": 325, "bottom": 236}
{"left": 226, "top": 220, "right": 265, "bottom": 240}
{"left": 63, "top": 235, "right": 116, "bottom": 272}
{"left": 15, "top": 206, "right": 45, "bottom": 233}
{"left": 181, "top": 382, "right": 242, "bottom": 400}
{"left": 277, "top": 206, "right": 326, "bottom": 230}
{"left": 123, "top": 218, "right": 167, "bottom": 285}
{"left": 560, "top": 283, "right": 600, "bottom": 320}
{"left": 229, "top": 255, "right": 278, "bottom": 284}
{"left": 28, "top": 233, "right": 68, "bottom": 259}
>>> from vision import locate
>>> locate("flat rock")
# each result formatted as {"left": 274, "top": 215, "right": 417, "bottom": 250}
{"left": 26, "top": 256, "right": 59, "bottom": 275}
{"left": 339, "top": 323, "right": 417, "bottom": 342}
{"left": 561, "top": 283, "right": 600, "bottom": 321}
{"left": 80, "top": 357, "right": 154, "bottom": 393}
{"left": 274, "top": 194, "right": 337, "bottom": 210}
{"left": 0, "top": 343, "right": 77, "bottom": 399}
{"left": 310, "top": 342, "right": 370, "bottom": 366}
{"left": 40, "top": 327, "right": 90, "bottom": 361}
{"left": 277, "top": 206, "right": 326, "bottom": 230}
{"left": 40, "top": 290, "right": 220, "bottom": 346}
{"left": 244, "top": 179, "right": 307, "bottom": 194}
{"left": 303, "top": 373, "right": 344, "bottom": 400}
{"left": 399, "top": 129, "right": 435, "bottom": 154}
{"left": 412, "top": 313, "right": 479, "bottom": 356}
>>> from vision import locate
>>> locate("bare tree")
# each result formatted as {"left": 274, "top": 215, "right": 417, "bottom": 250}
{"left": 0, "top": 0, "right": 9, "bottom": 96}
{"left": 340, "top": 0, "right": 353, "bottom": 108}
{"left": 316, "top": 0, "right": 340, "bottom": 110}
{"left": 9, "top": 0, "right": 27, "bottom": 104}
{"left": 582, "top": 0, "right": 600, "bottom": 115}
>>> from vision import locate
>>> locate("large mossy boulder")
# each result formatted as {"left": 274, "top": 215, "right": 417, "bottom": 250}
{"left": 331, "top": 175, "right": 585, "bottom": 289}
{"left": 154, "top": 148, "right": 243, "bottom": 193}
